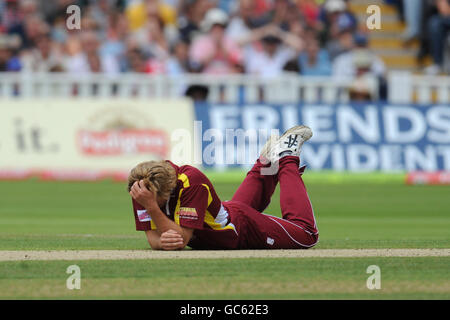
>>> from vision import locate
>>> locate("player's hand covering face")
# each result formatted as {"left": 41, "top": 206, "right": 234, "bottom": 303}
{"left": 129, "top": 180, "right": 158, "bottom": 209}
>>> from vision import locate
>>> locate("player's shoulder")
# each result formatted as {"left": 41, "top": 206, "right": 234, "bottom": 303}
{"left": 177, "top": 164, "right": 211, "bottom": 187}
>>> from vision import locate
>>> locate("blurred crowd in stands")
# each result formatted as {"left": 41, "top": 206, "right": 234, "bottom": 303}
{"left": 0, "top": 0, "right": 384, "bottom": 76}
{"left": 387, "top": 0, "right": 450, "bottom": 74}
{"left": 0, "top": 0, "right": 446, "bottom": 101}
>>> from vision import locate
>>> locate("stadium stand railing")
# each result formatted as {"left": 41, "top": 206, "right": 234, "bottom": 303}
{"left": 0, "top": 71, "right": 448, "bottom": 104}
{"left": 389, "top": 72, "right": 450, "bottom": 104}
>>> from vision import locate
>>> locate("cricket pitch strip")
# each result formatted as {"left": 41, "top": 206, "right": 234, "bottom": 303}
{"left": 0, "top": 249, "right": 449, "bottom": 261}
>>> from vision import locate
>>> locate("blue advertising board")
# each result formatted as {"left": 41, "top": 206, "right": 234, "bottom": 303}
{"left": 194, "top": 103, "right": 450, "bottom": 172}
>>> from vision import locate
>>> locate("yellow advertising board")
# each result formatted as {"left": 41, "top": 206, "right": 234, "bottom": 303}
{"left": 0, "top": 99, "right": 195, "bottom": 177}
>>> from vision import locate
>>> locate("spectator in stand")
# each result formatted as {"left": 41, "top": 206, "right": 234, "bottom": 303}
{"left": 126, "top": 47, "right": 148, "bottom": 73}
{"left": 295, "top": 0, "right": 321, "bottom": 28}
{"left": 217, "top": 0, "right": 237, "bottom": 13}
{"left": 319, "top": 0, "right": 358, "bottom": 61}
{"left": 177, "top": 0, "right": 212, "bottom": 44}
{"left": 227, "top": 0, "right": 300, "bottom": 67}
{"left": 63, "top": 31, "right": 119, "bottom": 74}
{"left": 100, "top": 10, "right": 129, "bottom": 72}
{"left": 253, "top": 0, "right": 292, "bottom": 30}
{"left": 425, "top": 0, "right": 450, "bottom": 74}
{"left": 0, "top": 0, "right": 404, "bottom": 81}
{"left": 332, "top": 33, "right": 386, "bottom": 79}
{"left": 0, "top": 33, "right": 21, "bottom": 71}
{"left": 288, "top": 17, "right": 306, "bottom": 40}
{"left": 333, "top": 33, "right": 387, "bottom": 99}
{"left": 245, "top": 24, "right": 303, "bottom": 78}
{"left": 126, "top": 0, "right": 177, "bottom": 32}
{"left": 401, "top": 0, "right": 423, "bottom": 44}
{"left": 166, "top": 39, "right": 190, "bottom": 75}
{"left": 226, "top": 0, "right": 262, "bottom": 46}
{"left": 326, "top": 26, "right": 354, "bottom": 61}
{"left": 251, "top": 0, "right": 272, "bottom": 17}
{"left": 189, "top": 8, "right": 243, "bottom": 74}
{"left": 48, "top": 15, "right": 69, "bottom": 45}
{"left": 19, "top": 14, "right": 50, "bottom": 50}
{"left": 298, "top": 29, "right": 332, "bottom": 76}
{"left": 1, "top": 0, "right": 25, "bottom": 35}
{"left": 166, "top": 39, "right": 191, "bottom": 96}
{"left": 135, "top": 15, "right": 170, "bottom": 71}
{"left": 417, "top": 0, "right": 438, "bottom": 67}
{"left": 128, "top": 0, "right": 174, "bottom": 58}
{"left": 63, "top": 35, "right": 85, "bottom": 74}
{"left": 348, "top": 76, "right": 376, "bottom": 102}
{"left": 272, "top": 0, "right": 292, "bottom": 28}
{"left": 21, "top": 32, "right": 64, "bottom": 72}
{"left": 319, "top": 0, "right": 357, "bottom": 50}
{"left": 86, "top": 0, "right": 115, "bottom": 41}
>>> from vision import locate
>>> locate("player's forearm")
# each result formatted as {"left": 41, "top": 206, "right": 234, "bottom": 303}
{"left": 146, "top": 204, "right": 183, "bottom": 235}
{"left": 145, "top": 230, "right": 163, "bottom": 250}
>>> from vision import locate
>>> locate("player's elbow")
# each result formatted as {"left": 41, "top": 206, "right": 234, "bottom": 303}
{"left": 147, "top": 239, "right": 162, "bottom": 250}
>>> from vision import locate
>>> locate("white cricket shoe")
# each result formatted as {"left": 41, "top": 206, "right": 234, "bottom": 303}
{"left": 259, "top": 133, "right": 280, "bottom": 164}
{"left": 263, "top": 125, "right": 312, "bottom": 163}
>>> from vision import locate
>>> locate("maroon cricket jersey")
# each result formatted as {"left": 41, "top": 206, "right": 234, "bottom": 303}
{"left": 132, "top": 161, "right": 239, "bottom": 249}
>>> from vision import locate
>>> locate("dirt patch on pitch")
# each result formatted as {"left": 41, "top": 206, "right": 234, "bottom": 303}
{"left": 0, "top": 249, "right": 449, "bottom": 261}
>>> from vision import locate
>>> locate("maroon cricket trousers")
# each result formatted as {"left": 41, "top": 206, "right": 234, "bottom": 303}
{"left": 223, "top": 156, "right": 319, "bottom": 249}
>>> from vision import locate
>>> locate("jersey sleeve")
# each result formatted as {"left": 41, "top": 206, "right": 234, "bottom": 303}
{"left": 132, "top": 198, "right": 155, "bottom": 231}
{"left": 177, "top": 185, "right": 209, "bottom": 230}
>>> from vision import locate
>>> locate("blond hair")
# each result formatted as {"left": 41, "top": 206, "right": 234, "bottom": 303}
{"left": 127, "top": 161, "right": 177, "bottom": 200}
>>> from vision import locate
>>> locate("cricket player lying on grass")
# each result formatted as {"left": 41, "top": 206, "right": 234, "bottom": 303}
{"left": 128, "top": 125, "right": 319, "bottom": 250}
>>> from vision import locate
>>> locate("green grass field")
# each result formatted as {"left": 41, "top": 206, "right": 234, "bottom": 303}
{"left": 0, "top": 173, "right": 449, "bottom": 299}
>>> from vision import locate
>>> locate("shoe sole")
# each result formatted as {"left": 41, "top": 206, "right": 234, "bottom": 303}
{"left": 279, "top": 125, "right": 313, "bottom": 143}
{"left": 261, "top": 125, "right": 313, "bottom": 163}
